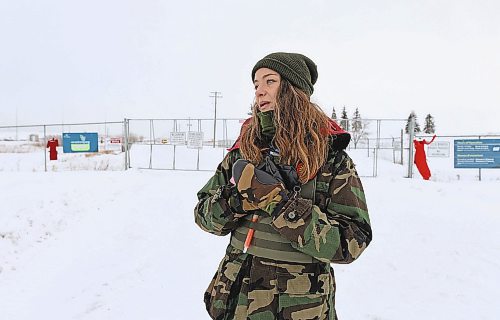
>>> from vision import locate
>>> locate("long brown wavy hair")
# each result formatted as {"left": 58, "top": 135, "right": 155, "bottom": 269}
{"left": 240, "top": 78, "right": 330, "bottom": 183}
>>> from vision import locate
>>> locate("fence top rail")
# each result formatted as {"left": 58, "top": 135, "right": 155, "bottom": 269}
{"left": 344, "top": 118, "right": 407, "bottom": 121}
{"left": 415, "top": 134, "right": 500, "bottom": 138}
{"left": 1, "top": 120, "right": 499, "bottom": 138}
{"left": 127, "top": 118, "right": 408, "bottom": 122}
{"left": 126, "top": 118, "right": 247, "bottom": 121}
{"left": 0, "top": 121, "right": 124, "bottom": 129}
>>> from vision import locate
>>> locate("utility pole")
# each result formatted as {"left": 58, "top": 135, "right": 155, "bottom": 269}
{"left": 15, "top": 107, "right": 18, "bottom": 141}
{"left": 62, "top": 106, "right": 65, "bottom": 134}
{"left": 209, "top": 91, "right": 223, "bottom": 148}
{"left": 407, "top": 116, "right": 416, "bottom": 178}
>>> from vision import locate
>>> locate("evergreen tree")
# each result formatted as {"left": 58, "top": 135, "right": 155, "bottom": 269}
{"left": 331, "top": 107, "right": 337, "bottom": 120}
{"left": 405, "top": 111, "right": 421, "bottom": 134}
{"left": 351, "top": 107, "right": 367, "bottom": 148}
{"left": 340, "top": 106, "right": 349, "bottom": 131}
{"left": 247, "top": 103, "right": 253, "bottom": 115}
{"left": 423, "top": 114, "right": 436, "bottom": 134}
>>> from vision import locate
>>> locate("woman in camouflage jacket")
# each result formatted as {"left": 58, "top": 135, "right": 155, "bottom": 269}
{"left": 195, "top": 52, "right": 372, "bottom": 320}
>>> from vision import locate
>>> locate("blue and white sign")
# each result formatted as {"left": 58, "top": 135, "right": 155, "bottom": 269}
{"left": 63, "top": 133, "right": 99, "bottom": 153}
{"left": 454, "top": 139, "right": 500, "bottom": 168}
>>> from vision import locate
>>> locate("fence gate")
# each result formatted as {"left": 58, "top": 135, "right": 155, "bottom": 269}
{"left": 124, "top": 118, "right": 410, "bottom": 178}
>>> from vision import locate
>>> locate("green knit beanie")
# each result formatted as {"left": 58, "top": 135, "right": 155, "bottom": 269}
{"left": 251, "top": 52, "right": 318, "bottom": 96}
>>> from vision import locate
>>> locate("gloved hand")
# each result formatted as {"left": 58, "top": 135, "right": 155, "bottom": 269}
{"left": 256, "top": 155, "right": 300, "bottom": 190}
{"left": 232, "top": 159, "right": 289, "bottom": 214}
{"left": 210, "top": 184, "right": 246, "bottom": 214}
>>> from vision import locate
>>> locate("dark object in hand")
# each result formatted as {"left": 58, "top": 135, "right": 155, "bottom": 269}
{"left": 256, "top": 155, "right": 300, "bottom": 190}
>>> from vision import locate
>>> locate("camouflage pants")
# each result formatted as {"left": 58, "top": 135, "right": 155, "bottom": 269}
{"left": 204, "top": 246, "right": 337, "bottom": 320}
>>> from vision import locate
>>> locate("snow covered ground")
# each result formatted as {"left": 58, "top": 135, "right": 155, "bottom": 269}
{"left": 0, "top": 148, "right": 499, "bottom": 319}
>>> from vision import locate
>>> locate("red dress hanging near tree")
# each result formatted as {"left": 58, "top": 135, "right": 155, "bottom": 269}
{"left": 413, "top": 135, "right": 436, "bottom": 180}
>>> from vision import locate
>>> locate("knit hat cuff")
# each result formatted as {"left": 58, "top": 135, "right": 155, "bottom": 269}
{"left": 251, "top": 52, "right": 317, "bottom": 96}
{"left": 259, "top": 58, "right": 314, "bottom": 95}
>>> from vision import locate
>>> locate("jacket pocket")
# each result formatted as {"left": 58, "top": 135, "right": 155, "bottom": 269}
{"left": 276, "top": 270, "right": 331, "bottom": 319}
{"left": 204, "top": 247, "right": 246, "bottom": 319}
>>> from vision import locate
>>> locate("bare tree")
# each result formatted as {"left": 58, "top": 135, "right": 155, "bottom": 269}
{"left": 351, "top": 107, "right": 368, "bottom": 149}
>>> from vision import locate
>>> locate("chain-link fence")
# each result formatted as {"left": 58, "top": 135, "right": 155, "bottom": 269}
{"left": 125, "top": 118, "right": 244, "bottom": 171}
{"left": 2, "top": 118, "right": 499, "bottom": 180}
{"left": 408, "top": 134, "right": 500, "bottom": 181}
{"left": 0, "top": 121, "right": 125, "bottom": 172}
{"left": 341, "top": 118, "right": 408, "bottom": 177}
{"left": 125, "top": 118, "right": 411, "bottom": 177}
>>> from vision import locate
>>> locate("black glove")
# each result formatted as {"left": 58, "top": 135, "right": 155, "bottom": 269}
{"left": 232, "top": 159, "right": 289, "bottom": 214}
{"left": 254, "top": 156, "right": 312, "bottom": 221}
{"left": 211, "top": 184, "right": 246, "bottom": 214}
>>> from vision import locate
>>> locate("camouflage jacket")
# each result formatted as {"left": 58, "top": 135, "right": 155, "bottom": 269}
{"left": 194, "top": 144, "right": 372, "bottom": 319}
{"left": 195, "top": 146, "right": 371, "bottom": 264}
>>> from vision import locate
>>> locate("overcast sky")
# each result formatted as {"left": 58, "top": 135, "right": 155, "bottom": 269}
{"left": 0, "top": 0, "right": 499, "bottom": 135}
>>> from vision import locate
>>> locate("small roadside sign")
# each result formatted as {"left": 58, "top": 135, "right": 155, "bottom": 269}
{"left": 169, "top": 132, "right": 186, "bottom": 145}
{"left": 105, "top": 137, "right": 123, "bottom": 151}
{"left": 427, "top": 141, "right": 450, "bottom": 158}
{"left": 187, "top": 132, "right": 203, "bottom": 149}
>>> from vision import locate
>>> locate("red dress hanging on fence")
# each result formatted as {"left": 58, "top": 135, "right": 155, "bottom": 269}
{"left": 413, "top": 135, "right": 436, "bottom": 180}
{"left": 47, "top": 138, "right": 59, "bottom": 160}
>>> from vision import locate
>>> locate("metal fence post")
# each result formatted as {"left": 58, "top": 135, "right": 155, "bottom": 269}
{"left": 392, "top": 138, "right": 396, "bottom": 164}
{"left": 374, "top": 120, "right": 381, "bottom": 177}
{"left": 400, "top": 129, "right": 404, "bottom": 165}
{"left": 407, "top": 117, "right": 415, "bottom": 178}
{"left": 127, "top": 119, "right": 131, "bottom": 168}
{"left": 124, "top": 118, "right": 129, "bottom": 170}
{"left": 43, "top": 125, "right": 47, "bottom": 172}
{"left": 148, "top": 119, "right": 154, "bottom": 169}
{"left": 367, "top": 138, "right": 370, "bottom": 157}
{"left": 172, "top": 119, "right": 176, "bottom": 170}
